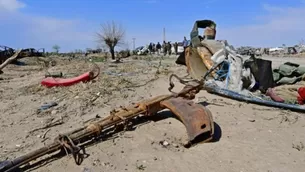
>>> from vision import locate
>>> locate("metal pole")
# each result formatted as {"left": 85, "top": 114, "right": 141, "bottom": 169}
{"left": 163, "top": 28, "right": 166, "bottom": 42}
{"left": 132, "top": 38, "right": 136, "bottom": 50}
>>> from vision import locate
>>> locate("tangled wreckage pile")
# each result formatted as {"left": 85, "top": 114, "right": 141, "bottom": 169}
{"left": 176, "top": 20, "right": 305, "bottom": 112}
{"left": 1, "top": 20, "right": 305, "bottom": 172}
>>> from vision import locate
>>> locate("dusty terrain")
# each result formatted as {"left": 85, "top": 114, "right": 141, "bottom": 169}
{"left": 0, "top": 55, "right": 305, "bottom": 172}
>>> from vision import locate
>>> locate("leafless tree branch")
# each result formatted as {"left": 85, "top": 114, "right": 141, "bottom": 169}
{"left": 0, "top": 49, "right": 22, "bottom": 72}
{"left": 96, "top": 21, "right": 125, "bottom": 60}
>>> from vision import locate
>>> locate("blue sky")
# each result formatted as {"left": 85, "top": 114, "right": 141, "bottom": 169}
{"left": 0, "top": 0, "right": 305, "bottom": 52}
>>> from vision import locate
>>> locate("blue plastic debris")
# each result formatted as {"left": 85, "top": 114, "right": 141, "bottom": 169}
{"left": 38, "top": 102, "right": 58, "bottom": 111}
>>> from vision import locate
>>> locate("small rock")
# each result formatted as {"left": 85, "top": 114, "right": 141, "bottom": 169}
{"left": 248, "top": 119, "right": 255, "bottom": 122}
{"left": 16, "top": 144, "right": 21, "bottom": 147}
{"left": 51, "top": 110, "right": 57, "bottom": 115}
{"left": 37, "top": 135, "right": 41, "bottom": 138}
{"left": 75, "top": 96, "right": 79, "bottom": 99}
{"left": 93, "top": 159, "right": 100, "bottom": 166}
{"left": 160, "top": 140, "right": 169, "bottom": 147}
{"left": 153, "top": 157, "right": 157, "bottom": 161}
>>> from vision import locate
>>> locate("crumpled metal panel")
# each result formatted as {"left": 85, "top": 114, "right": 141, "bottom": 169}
{"left": 197, "top": 46, "right": 215, "bottom": 72}
{"left": 185, "top": 47, "right": 210, "bottom": 80}
{"left": 186, "top": 40, "right": 224, "bottom": 80}
{"left": 160, "top": 97, "right": 214, "bottom": 144}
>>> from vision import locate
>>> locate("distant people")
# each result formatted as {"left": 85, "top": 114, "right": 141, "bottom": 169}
{"left": 162, "top": 41, "right": 167, "bottom": 55}
{"left": 167, "top": 42, "right": 172, "bottom": 55}
{"left": 148, "top": 43, "right": 153, "bottom": 54}
{"left": 174, "top": 42, "right": 178, "bottom": 54}
{"left": 183, "top": 36, "right": 188, "bottom": 50}
{"left": 152, "top": 43, "right": 156, "bottom": 53}
{"left": 156, "top": 42, "right": 161, "bottom": 55}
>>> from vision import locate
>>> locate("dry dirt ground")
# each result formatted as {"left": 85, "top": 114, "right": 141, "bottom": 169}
{"left": 0, "top": 55, "right": 305, "bottom": 172}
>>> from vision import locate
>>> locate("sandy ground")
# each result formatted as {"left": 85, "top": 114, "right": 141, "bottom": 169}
{"left": 0, "top": 55, "right": 305, "bottom": 172}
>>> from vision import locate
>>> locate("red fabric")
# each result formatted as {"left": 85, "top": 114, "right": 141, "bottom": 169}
{"left": 266, "top": 88, "right": 285, "bottom": 103}
{"left": 297, "top": 87, "right": 305, "bottom": 105}
{"left": 298, "top": 87, "right": 305, "bottom": 99}
{"left": 41, "top": 72, "right": 91, "bottom": 88}
{"left": 297, "top": 96, "right": 304, "bottom": 105}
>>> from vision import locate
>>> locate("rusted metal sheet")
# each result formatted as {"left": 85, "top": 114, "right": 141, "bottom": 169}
{"left": 185, "top": 41, "right": 225, "bottom": 80}
{"left": 197, "top": 46, "right": 214, "bottom": 71}
{"left": 185, "top": 47, "right": 210, "bottom": 80}
{"left": 160, "top": 97, "right": 214, "bottom": 144}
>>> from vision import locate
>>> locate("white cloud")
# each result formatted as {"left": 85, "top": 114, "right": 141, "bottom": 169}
{"left": 25, "top": 16, "right": 95, "bottom": 42}
{"left": 0, "top": 0, "right": 25, "bottom": 11}
{"left": 217, "top": 4, "right": 305, "bottom": 47}
{"left": 0, "top": 1, "right": 96, "bottom": 52}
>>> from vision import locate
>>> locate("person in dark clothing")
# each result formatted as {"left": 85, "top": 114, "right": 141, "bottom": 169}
{"left": 148, "top": 43, "right": 153, "bottom": 54}
{"left": 162, "top": 41, "right": 167, "bottom": 55}
{"left": 156, "top": 42, "right": 161, "bottom": 55}
{"left": 174, "top": 42, "right": 178, "bottom": 54}
{"left": 182, "top": 36, "right": 188, "bottom": 50}
{"left": 167, "top": 42, "right": 172, "bottom": 55}
{"left": 152, "top": 43, "right": 156, "bottom": 53}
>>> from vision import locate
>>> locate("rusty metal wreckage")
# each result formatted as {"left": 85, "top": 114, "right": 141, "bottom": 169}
{"left": 0, "top": 68, "right": 217, "bottom": 172}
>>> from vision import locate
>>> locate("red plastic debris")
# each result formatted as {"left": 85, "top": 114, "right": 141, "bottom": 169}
{"left": 297, "top": 87, "right": 305, "bottom": 105}
{"left": 41, "top": 72, "right": 92, "bottom": 88}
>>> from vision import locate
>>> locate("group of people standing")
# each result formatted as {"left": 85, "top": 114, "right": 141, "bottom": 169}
{"left": 147, "top": 41, "right": 182, "bottom": 55}
{"left": 148, "top": 42, "right": 177, "bottom": 55}
{"left": 147, "top": 37, "right": 189, "bottom": 56}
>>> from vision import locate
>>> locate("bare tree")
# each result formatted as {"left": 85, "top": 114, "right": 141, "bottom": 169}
{"left": 96, "top": 21, "right": 125, "bottom": 61}
{"left": 52, "top": 45, "right": 60, "bottom": 53}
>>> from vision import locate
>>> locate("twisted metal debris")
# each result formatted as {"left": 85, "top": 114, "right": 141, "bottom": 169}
{"left": 0, "top": 73, "right": 214, "bottom": 172}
